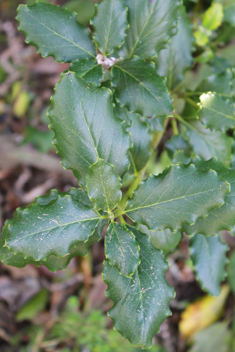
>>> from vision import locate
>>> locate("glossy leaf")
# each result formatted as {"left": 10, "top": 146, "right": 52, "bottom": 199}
{"left": 124, "top": 164, "right": 229, "bottom": 232}
{"left": 157, "top": 6, "right": 194, "bottom": 90}
{"left": 184, "top": 120, "right": 233, "bottom": 166}
{"left": 16, "top": 3, "right": 95, "bottom": 63}
{"left": 139, "top": 225, "right": 181, "bottom": 254}
{"left": 48, "top": 73, "right": 130, "bottom": 186}
{"left": 103, "top": 226, "right": 174, "bottom": 348}
{"left": 182, "top": 158, "right": 235, "bottom": 236}
{"left": 119, "top": 0, "right": 181, "bottom": 60}
{"left": 114, "top": 104, "right": 151, "bottom": 173}
{"left": 91, "top": 0, "right": 128, "bottom": 56}
{"left": 3, "top": 189, "right": 101, "bottom": 261}
{"left": 86, "top": 159, "right": 122, "bottom": 213}
{"left": 70, "top": 59, "right": 103, "bottom": 86}
{"left": 105, "top": 222, "right": 140, "bottom": 277}
{"left": 199, "top": 93, "right": 235, "bottom": 132}
{"left": 190, "top": 234, "right": 228, "bottom": 296}
{"left": 112, "top": 57, "right": 173, "bottom": 118}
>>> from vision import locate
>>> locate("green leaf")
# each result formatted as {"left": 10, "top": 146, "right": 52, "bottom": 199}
{"left": 227, "top": 251, "right": 235, "bottom": 295}
{"left": 103, "top": 226, "right": 174, "bottom": 348}
{"left": 114, "top": 104, "right": 152, "bottom": 173}
{"left": 124, "top": 164, "right": 229, "bottom": 232}
{"left": 182, "top": 158, "right": 235, "bottom": 236}
{"left": 62, "top": 0, "right": 96, "bottom": 25}
{"left": 199, "top": 93, "right": 235, "bottom": 132}
{"left": 91, "top": 0, "right": 128, "bottom": 56}
{"left": 112, "top": 58, "right": 173, "bottom": 118}
{"left": 86, "top": 159, "right": 122, "bottom": 213}
{"left": 48, "top": 73, "right": 130, "bottom": 187}
{"left": 165, "top": 135, "right": 191, "bottom": 158}
{"left": 203, "top": 3, "right": 224, "bottom": 31}
{"left": 139, "top": 225, "right": 181, "bottom": 254}
{"left": 190, "top": 234, "right": 228, "bottom": 296}
{"left": 16, "top": 289, "right": 49, "bottom": 321}
{"left": 215, "top": 0, "right": 235, "bottom": 26}
{"left": 157, "top": 6, "right": 194, "bottom": 90}
{"left": 16, "top": 3, "right": 96, "bottom": 63}
{"left": 3, "top": 189, "right": 101, "bottom": 261}
{"left": 105, "top": 222, "right": 140, "bottom": 277}
{"left": 184, "top": 120, "right": 233, "bottom": 166}
{"left": 0, "top": 218, "right": 104, "bottom": 272}
{"left": 70, "top": 59, "right": 103, "bottom": 86}
{"left": 189, "top": 322, "right": 230, "bottom": 352}
{"left": 119, "top": 0, "right": 181, "bottom": 60}
{"left": 196, "top": 69, "right": 233, "bottom": 97}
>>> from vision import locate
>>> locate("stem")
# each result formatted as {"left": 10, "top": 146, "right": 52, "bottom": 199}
{"left": 171, "top": 118, "right": 179, "bottom": 135}
{"left": 184, "top": 96, "right": 199, "bottom": 108}
{"left": 117, "top": 173, "right": 142, "bottom": 212}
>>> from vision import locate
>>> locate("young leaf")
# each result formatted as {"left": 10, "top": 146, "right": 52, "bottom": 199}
{"left": 86, "top": 159, "right": 122, "bottom": 213}
{"left": 215, "top": 0, "right": 235, "bottom": 26}
{"left": 70, "top": 58, "right": 103, "bottom": 86}
{"left": 190, "top": 234, "right": 228, "bottom": 296}
{"left": 48, "top": 73, "right": 130, "bottom": 187}
{"left": 114, "top": 104, "right": 151, "bottom": 173}
{"left": 182, "top": 158, "right": 235, "bottom": 236}
{"left": 203, "top": 3, "right": 224, "bottom": 31}
{"left": 105, "top": 222, "right": 140, "bottom": 277}
{"left": 119, "top": 0, "right": 181, "bottom": 60}
{"left": 157, "top": 6, "right": 194, "bottom": 90}
{"left": 184, "top": 120, "right": 233, "bottom": 166}
{"left": 112, "top": 57, "right": 173, "bottom": 118}
{"left": 3, "top": 189, "right": 101, "bottom": 261}
{"left": 103, "top": 226, "right": 174, "bottom": 348}
{"left": 139, "top": 225, "right": 181, "bottom": 254}
{"left": 91, "top": 0, "right": 128, "bottom": 56}
{"left": 16, "top": 3, "right": 96, "bottom": 63}
{"left": 124, "top": 164, "right": 229, "bottom": 232}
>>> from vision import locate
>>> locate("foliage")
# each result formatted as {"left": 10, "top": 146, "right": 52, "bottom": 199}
{"left": 12, "top": 296, "right": 166, "bottom": 352}
{"left": 1, "top": 0, "right": 235, "bottom": 347}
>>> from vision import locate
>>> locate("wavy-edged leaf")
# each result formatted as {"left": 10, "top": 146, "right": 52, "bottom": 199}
{"left": 203, "top": 3, "right": 224, "bottom": 30}
{"left": 190, "top": 234, "right": 228, "bottom": 296}
{"left": 184, "top": 120, "right": 233, "bottom": 166}
{"left": 112, "top": 57, "right": 173, "bottom": 118}
{"left": 86, "top": 159, "right": 122, "bottom": 213}
{"left": 124, "top": 164, "right": 229, "bottom": 232}
{"left": 3, "top": 189, "right": 101, "bottom": 261}
{"left": 0, "top": 216, "right": 106, "bottom": 272}
{"left": 119, "top": 0, "right": 181, "bottom": 60}
{"left": 105, "top": 222, "right": 139, "bottom": 277}
{"left": 48, "top": 73, "right": 130, "bottom": 187}
{"left": 199, "top": 93, "right": 235, "bottom": 132}
{"left": 114, "top": 104, "right": 151, "bottom": 173}
{"left": 16, "top": 3, "right": 95, "bottom": 63}
{"left": 91, "top": 0, "right": 128, "bottom": 56}
{"left": 182, "top": 158, "right": 235, "bottom": 236}
{"left": 196, "top": 69, "right": 233, "bottom": 97}
{"left": 70, "top": 58, "right": 103, "bottom": 86}
{"left": 139, "top": 225, "right": 181, "bottom": 254}
{"left": 103, "top": 226, "right": 174, "bottom": 348}
{"left": 157, "top": 6, "right": 194, "bottom": 90}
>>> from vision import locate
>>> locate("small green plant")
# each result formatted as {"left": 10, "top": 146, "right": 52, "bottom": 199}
{"left": 1, "top": 0, "right": 235, "bottom": 348}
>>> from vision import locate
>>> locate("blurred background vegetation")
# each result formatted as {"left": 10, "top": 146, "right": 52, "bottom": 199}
{"left": 0, "top": 0, "right": 235, "bottom": 351}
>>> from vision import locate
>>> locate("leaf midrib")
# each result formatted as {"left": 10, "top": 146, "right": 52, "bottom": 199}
{"left": 125, "top": 187, "right": 225, "bottom": 214}
{"left": 25, "top": 11, "right": 95, "bottom": 58}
